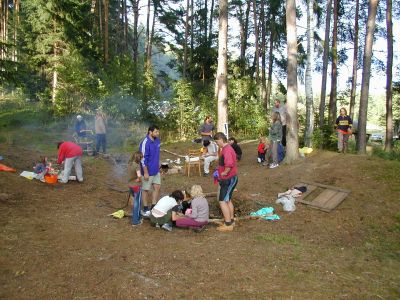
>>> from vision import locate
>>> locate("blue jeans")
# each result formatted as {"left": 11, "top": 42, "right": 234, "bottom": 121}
{"left": 130, "top": 187, "right": 142, "bottom": 225}
{"left": 96, "top": 134, "right": 106, "bottom": 153}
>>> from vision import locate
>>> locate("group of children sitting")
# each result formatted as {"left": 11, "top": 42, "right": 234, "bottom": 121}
{"left": 127, "top": 151, "right": 210, "bottom": 232}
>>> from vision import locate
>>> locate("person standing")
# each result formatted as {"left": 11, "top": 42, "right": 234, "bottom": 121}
{"left": 128, "top": 151, "right": 143, "bottom": 226}
{"left": 75, "top": 115, "right": 87, "bottom": 137}
{"left": 199, "top": 115, "right": 215, "bottom": 142}
{"left": 228, "top": 137, "right": 242, "bottom": 161}
{"left": 214, "top": 132, "right": 238, "bottom": 232}
{"left": 57, "top": 141, "right": 83, "bottom": 183}
{"left": 95, "top": 110, "right": 107, "bottom": 155}
{"left": 269, "top": 112, "right": 282, "bottom": 169}
{"left": 272, "top": 100, "right": 287, "bottom": 147}
{"left": 201, "top": 139, "right": 218, "bottom": 176}
{"left": 139, "top": 125, "right": 161, "bottom": 216}
{"left": 335, "top": 107, "right": 353, "bottom": 153}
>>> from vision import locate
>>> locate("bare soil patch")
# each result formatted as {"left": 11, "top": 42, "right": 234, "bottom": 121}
{"left": 0, "top": 141, "right": 399, "bottom": 299}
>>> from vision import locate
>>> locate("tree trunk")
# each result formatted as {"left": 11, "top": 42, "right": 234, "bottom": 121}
{"left": 216, "top": 0, "right": 228, "bottom": 133}
{"left": 209, "top": 0, "right": 214, "bottom": 43}
{"left": 384, "top": 0, "right": 393, "bottom": 152}
{"left": 13, "top": 0, "right": 19, "bottom": 63}
{"left": 132, "top": 0, "right": 139, "bottom": 65}
{"left": 123, "top": 0, "right": 128, "bottom": 52}
{"left": 356, "top": 0, "right": 379, "bottom": 154}
{"left": 305, "top": 0, "right": 314, "bottom": 147}
{"left": 265, "top": 25, "right": 274, "bottom": 110}
{"left": 349, "top": 0, "right": 359, "bottom": 121}
{"left": 260, "top": 0, "right": 267, "bottom": 107}
{"left": 103, "top": 0, "right": 109, "bottom": 64}
{"left": 252, "top": 0, "right": 259, "bottom": 81}
{"left": 183, "top": 0, "right": 189, "bottom": 79}
{"left": 328, "top": 0, "right": 338, "bottom": 125}
{"left": 318, "top": 0, "right": 332, "bottom": 128}
{"left": 285, "top": 0, "right": 300, "bottom": 162}
{"left": 145, "top": 0, "right": 151, "bottom": 67}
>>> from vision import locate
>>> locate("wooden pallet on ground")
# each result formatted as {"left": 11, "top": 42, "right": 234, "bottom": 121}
{"left": 294, "top": 181, "right": 351, "bottom": 212}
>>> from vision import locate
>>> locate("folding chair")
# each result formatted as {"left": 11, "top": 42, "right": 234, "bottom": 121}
{"left": 184, "top": 149, "right": 202, "bottom": 177}
{"left": 73, "top": 130, "right": 95, "bottom": 156}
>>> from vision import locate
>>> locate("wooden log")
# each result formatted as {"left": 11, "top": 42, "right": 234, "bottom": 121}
{"left": 162, "top": 149, "right": 186, "bottom": 157}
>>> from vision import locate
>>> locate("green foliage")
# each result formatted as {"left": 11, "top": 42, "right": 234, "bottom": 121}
{"left": 228, "top": 77, "right": 268, "bottom": 136}
{"left": 371, "top": 140, "right": 400, "bottom": 160}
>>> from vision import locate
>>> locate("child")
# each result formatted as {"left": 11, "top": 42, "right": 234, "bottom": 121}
{"left": 149, "top": 190, "right": 185, "bottom": 231}
{"left": 173, "top": 185, "right": 209, "bottom": 231}
{"left": 128, "top": 151, "right": 143, "bottom": 226}
{"left": 228, "top": 137, "right": 242, "bottom": 161}
{"left": 257, "top": 137, "right": 268, "bottom": 163}
{"left": 269, "top": 111, "right": 282, "bottom": 169}
{"left": 33, "top": 156, "right": 49, "bottom": 182}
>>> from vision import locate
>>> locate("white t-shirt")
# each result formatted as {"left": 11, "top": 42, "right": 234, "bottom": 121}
{"left": 151, "top": 196, "right": 177, "bottom": 218}
{"left": 206, "top": 141, "right": 218, "bottom": 156}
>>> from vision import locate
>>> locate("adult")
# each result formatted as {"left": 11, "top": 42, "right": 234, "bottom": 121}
{"left": 95, "top": 109, "right": 107, "bottom": 154}
{"left": 199, "top": 115, "right": 215, "bottom": 142}
{"left": 202, "top": 139, "right": 218, "bottom": 176}
{"left": 268, "top": 111, "right": 283, "bottom": 169}
{"left": 272, "top": 99, "right": 287, "bottom": 147}
{"left": 228, "top": 137, "right": 242, "bottom": 161}
{"left": 335, "top": 107, "right": 353, "bottom": 153}
{"left": 139, "top": 125, "right": 161, "bottom": 216}
{"left": 75, "top": 115, "right": 87, "bottom": 137}
{"left": 57, "top": 141, "right": 83, "bottom": 183}
{"left": 214, "top": 132, "right": 238, "bottom": 232}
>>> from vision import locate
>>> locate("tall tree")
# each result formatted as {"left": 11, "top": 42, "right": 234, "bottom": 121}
{"left": 384, "top": 0, "right": 393, "bottom": 152}
{"left": 260, "top": 0, "right": 267, "bottom": 106}
{"left": 349, "top": 0, "right": 360, "bottom": 121}
{"left": 356, "top": 0, "right": 380, "bottom": 154}
{"left": 183, "top": 0, "right": 190, "bottom": 79}
{"left": 319, "top": 0, "right": 332, "bottom": 128}
{"left": 216, "top": 0, "right": 228, "bottom": 132}
{"left": 305, "top": 0, "right": 315, "bottom": 147}
{"left": 252, "top": 0, "right": 259, "bottom": 80}
{"left": 285, "top": 0, "right": 300, "bottom": 162}
{"left": 328, "top": 0, "right": 338, "bottom": 125}
{"left": 103, "top": 0, "right": 109, "bottom": 64}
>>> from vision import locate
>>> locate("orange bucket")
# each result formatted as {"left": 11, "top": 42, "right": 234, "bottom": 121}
{"left": 44, "top": 174, "right": 58, "bottom": 184}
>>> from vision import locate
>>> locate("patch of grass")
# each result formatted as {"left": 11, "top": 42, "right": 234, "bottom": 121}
{"left": 371, "top": 141, "right": 400, "bottom": 161}
{"left": 364, "top": 222, "right": 400, "bottom": 261}
{"left": 254, "top": 233, "right": 300, "bottom": 246}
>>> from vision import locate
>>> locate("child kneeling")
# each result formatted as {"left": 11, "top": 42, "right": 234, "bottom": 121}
{"left": 149, "top": 190, "right": 185, "bottom": 231}
{"left": 173, "top": 185, "right": 209, "bottom": 230}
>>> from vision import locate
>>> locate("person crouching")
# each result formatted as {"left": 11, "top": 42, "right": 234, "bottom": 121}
{"left": 57, "top": 141, "right": 83, "bottom": 183}
{"left": 173, "top": 185, "right": 209, "bottom": 231}
{"left": 149, "top": 190, "right": 185, "bottom": 232}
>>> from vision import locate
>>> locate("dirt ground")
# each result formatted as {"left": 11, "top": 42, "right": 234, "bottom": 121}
{"left": 0, "top": 140, "right": 399, "bottom": 299}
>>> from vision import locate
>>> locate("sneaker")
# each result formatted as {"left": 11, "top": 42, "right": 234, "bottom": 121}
{"left": 269, "top": 163, "right": 278, "bottom": 169}
{"left": 216, "top": 224, "right": 234, "bottom": 232}
{"left": 161, "top": 223, "right": 172, "bottom": 232}
{"left": 155, "top": 223, "right": 160, "bottom": 228}
{"left": 141, "top": 210, "right": 151, "bottom": 218}
{"left": 203, "top": 173, "right": 209, "bottom": 177}
{"left": 132, "top": 220, "right": 143, "bottom": 227}
{"left": 262, "top": 162, "right": 269, "bottom": 167}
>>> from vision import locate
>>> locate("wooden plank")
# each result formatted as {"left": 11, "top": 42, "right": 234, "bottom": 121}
{"left": 300, "top": 181, "right": 351, "bottom": 193}
{"left": 324, "top": 192, "right": 349, "bottom": 211}
{"left": 312, "top": 189, "right": 338, "bottom": 207}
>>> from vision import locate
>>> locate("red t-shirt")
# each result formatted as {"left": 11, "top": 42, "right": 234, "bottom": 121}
{"left": 217, "top": 144, "right": 237, "bottom": 180}
{"left": 257, "top": 142, "right": 266, "bottom": 154}
{"left": 57, "top": 141, "right": 83, "bottom": 164}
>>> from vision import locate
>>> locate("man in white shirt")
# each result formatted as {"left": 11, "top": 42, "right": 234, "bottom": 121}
{"left": 202, "top": 140, "right": 218, "bottom": 176}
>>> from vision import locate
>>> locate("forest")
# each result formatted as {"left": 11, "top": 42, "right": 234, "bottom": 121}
{"left": 0, "top": 0, "right": 399, "bottom": 157}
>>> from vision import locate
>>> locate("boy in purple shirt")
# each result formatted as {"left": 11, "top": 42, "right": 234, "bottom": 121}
{"left": 139, "top": 125, "right": 161, "bottom": 216}
{"left": 214, "top": 132, "right": 238, "bottom": 232}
